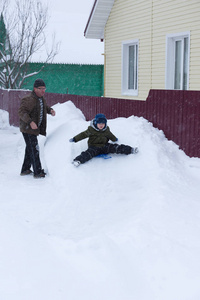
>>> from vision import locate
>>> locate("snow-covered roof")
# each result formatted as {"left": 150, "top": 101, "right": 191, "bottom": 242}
{"left": 84, "top": 0, "right": 115, "bottom": 40}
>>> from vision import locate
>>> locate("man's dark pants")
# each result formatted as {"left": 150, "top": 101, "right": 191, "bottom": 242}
{"left": 21, "top": 133, "right": 42, "bottom": 176}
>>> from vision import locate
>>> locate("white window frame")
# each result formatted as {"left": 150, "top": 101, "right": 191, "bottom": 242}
{"left": 165, "top": 31, "right": 190, "bottom": 90}
{"left": 122, "top": 39, "right": 139, "bottom": 96}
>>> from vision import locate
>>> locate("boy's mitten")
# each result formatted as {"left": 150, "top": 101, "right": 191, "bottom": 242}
{"left": 69, "top": 138, "right": 75, "bottom": 142}
{"left": 111, "top": 138, "right": 118, "bottom": 143}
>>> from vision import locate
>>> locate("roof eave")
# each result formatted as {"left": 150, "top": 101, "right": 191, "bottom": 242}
{"left": 84, "top": 0, "right": 115, "bottom": 40}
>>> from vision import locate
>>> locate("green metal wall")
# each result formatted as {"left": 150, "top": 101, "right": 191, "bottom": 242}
{"left": 22, "top": 63, "right": 104, "bottom": 96}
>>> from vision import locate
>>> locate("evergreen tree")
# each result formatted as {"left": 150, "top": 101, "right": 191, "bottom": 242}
{"left": 0, "top": 13, "right": 6, "bottom": 51}
{"left": 0, "top": 13, "right": 12, "bottom": 88}
{"left": 0, "top": 13, "right": 7, "bottom": 84}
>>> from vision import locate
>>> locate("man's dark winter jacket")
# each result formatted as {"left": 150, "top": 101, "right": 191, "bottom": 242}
{"left": 73, "top": 124, "right": 117, "bottom": 148}
{"left": 18, "top": 91, "right": 52, "bottom": 136}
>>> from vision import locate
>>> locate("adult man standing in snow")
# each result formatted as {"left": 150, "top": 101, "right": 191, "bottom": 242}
{"left": 18, "top": 79, "right": 55, "bottom": 178}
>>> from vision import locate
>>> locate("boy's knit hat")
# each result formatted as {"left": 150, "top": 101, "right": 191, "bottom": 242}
{"left": 94, "top": 113, "right": 107, "bottom": 124}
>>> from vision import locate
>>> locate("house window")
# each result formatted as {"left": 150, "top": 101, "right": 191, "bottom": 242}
{"left": 122, "top": 40, "right": 138, "bottom": 96}
{"left": 166, "top": 32, "right": 190, "bottom": 90}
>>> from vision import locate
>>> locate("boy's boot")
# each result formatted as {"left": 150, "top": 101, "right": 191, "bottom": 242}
{"left": 131, "top": 147, "right": 139, "bottom": 154}
{"left": 73, "top": 160, "right": 81, "bottom": 167}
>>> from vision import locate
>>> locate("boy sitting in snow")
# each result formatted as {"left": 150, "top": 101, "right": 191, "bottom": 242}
{"left": 69, "top": 113, "right": 138, "bottom": 167}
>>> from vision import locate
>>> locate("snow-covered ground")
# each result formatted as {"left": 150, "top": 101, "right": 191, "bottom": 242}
{"left": 0, "top": 102, "right": 200, "bottom": 300}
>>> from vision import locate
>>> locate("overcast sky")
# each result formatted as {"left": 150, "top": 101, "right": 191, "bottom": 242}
{"left": 32, "top": 0, "right": 104, "bottom": 64}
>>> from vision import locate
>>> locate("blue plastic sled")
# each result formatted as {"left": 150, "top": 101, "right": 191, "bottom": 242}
{"left": 96, "top": 154, "right": 112, "bottom": 159}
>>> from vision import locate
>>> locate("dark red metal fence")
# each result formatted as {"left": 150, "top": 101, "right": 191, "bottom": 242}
{"left": 0, "top": 88, "right": 200, "bottom": 158}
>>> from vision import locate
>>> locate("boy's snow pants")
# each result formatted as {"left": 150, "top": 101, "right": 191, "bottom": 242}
{"left": 74, "top": 143, "right": 132, "bottom": 164}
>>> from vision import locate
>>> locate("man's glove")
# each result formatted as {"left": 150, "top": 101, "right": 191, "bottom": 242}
{"left": 69, "top": 138, "right": 75, "bottom": 142}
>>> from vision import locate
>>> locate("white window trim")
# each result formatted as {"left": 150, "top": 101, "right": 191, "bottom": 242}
{"left": 165, "top": 31, "right": 190, "bottom": 90}
{"left": 121, "top": 39, "right": 139, "bottom": 96}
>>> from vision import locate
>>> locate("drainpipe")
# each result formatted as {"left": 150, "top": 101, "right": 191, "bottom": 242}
{"left": 101, "top": 53, "right": 106, "bottom": 97}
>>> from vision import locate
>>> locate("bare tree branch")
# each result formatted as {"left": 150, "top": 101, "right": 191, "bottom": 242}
{"left": 0, "top": 0, "right": 60, "bottom": 89}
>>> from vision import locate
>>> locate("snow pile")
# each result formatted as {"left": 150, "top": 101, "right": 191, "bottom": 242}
{"left": 0, "top": 101, "right": 200, "bottom": 300}
{"left": 0, "top": 109, "right": 9, "bottom": 129}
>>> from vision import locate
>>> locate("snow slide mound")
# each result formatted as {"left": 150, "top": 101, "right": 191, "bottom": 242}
{"left": 43, "top": 101, "right": 200, "bottom": 299}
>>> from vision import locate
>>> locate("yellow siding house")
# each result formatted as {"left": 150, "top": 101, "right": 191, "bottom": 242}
{"left": 84, "top": 0, "right": 200, "bottom": 100}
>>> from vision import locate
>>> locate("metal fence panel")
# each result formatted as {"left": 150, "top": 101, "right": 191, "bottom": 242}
{"left": 0, "top": 89, "right": 200, "bottom": 158}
